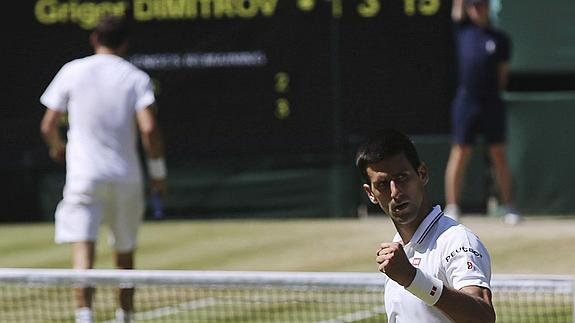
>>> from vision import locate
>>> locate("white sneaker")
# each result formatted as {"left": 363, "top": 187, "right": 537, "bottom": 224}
{"left": 504, "top": 212, "right": 521, "bottom": 225}
{"left": 75, "top": 307, "right": 93, "bottom": 323}
{"left": 444, "top": 204, "right": 461, "bottom": 221}
{"left": 116, "top": 308, "right": 133, "bottom": 323}
{"left": 502, "top": 204, "right": 522, "bottom": 225}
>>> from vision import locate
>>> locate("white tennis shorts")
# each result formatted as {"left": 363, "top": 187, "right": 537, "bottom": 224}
{"left": 54, "top": 179, "right": 145, "bottom": 252}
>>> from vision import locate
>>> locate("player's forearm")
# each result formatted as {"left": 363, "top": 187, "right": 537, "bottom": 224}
{"left": 141, "top": 127, "right": 164, "bottom": 159}
{"left": 41, "top": 128, "right": 65, "bottom": 150}
{"left": 141, "top": 126, "right": 167, "bottom": 184}
{"left": 137, "top": 106, "right": 165, "bottom": 159}
{"left": 435, "top": 286, "right": 496, "bottom": 323}
{"left": 137, "top": 107, "right": 167, "bottom": 183}
{"left": 40, "top": 110, "right": 65, "bottom": 151}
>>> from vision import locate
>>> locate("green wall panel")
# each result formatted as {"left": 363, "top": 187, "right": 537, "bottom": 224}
{"left": 506, "top": 91, "right": 575, "bottom": 214}
{"left": 496, "top": 0, "right": 575, "bottom": 73}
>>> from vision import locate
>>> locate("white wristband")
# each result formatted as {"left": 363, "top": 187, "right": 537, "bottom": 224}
{"left": 405, "top": 268, "right": 444, "bottom": 305}
{"left": 147, "top": 158, "right": 167, "bottom": 179}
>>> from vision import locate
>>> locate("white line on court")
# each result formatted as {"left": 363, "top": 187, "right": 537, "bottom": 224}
{"left": 102, "top": 297, "right": 218, "bottom": 323}
{"left": 316, "top": 305, "right": 387, "bottom": 323}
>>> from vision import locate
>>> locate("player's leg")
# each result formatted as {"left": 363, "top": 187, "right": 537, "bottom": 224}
{"left": 73, "top": 241, "right": 96, "bottom": 315}
{"left": 445, "top": 97, "right": 477, "bottom": 220}
{"left": 487, "top": 144, "right": 512, "bottom": 204}
{"left": 444, "top": 144, "right": 473, "bottom": 220}
{"left": 54, "top": 179, "right": 103, "bottom": 323}
{"left": 108, "top": 181, "right": 145, "bottom": 323}
{"left": 115, "top": 250, "right": 135, "bottom": 322}
{"left": 487, "top": 144, "right": 521, "bottom": 224}
{"left": 484, "top": 102, "right": 521, "bottom": 224}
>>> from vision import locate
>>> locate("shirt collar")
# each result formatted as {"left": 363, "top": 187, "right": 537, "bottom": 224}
{"left": 393, "top": 205, "right": 444, "bottom": 247}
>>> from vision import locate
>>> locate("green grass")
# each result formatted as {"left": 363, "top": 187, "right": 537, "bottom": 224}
{"left": 0, "top": 283, "right": 571, "bottom": 322}
{"left": 0, "top": 218, "right": 393, "bottom": 271}
{"left": 0, "top": 285, "right": 388, "bottom": 322}
{"left": 0, "top": 216, "right": 574, "bottom": 322}
{"left": 1, "top": 215, "right": 575, "bottom": 274}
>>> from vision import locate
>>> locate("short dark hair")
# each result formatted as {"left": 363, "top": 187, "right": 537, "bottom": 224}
{"left": 93, "top": 15, "right": 129, "bottom": 49}
{"left": 355, "top": 129, "right": 421, "bottom": 184}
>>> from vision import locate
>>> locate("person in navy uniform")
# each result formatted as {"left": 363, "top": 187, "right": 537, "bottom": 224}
{"left": 444, "top": 0, "right": 521, "bottom": 225}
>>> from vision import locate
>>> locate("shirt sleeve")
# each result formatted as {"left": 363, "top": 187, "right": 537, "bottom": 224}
{"left": 40, "top": 64, "right": 71, "bottom": 112}
{"left": 134, "top": 71, "right": 156, "bottom": 111}
{"left": 441, "top": 227, "right": 492, "bottom": 291}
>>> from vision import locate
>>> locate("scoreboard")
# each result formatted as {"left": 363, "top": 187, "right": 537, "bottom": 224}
{"left": 3, "top": 0, "right": 455, "bottom": 220}
{"left": 14, "top": 0, "right": 455, "bottom": 160}
{"left": 8, "top": 0, "right": 575, "bottom": 219}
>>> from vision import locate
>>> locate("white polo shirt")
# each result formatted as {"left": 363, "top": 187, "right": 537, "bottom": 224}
{"left": 383, "top": 205, "right": 491, "bottom": 322}
{"left": 40, "top": 54, "right": 155, "bottom": 183}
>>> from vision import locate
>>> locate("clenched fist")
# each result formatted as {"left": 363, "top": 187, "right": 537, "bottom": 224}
{"left": 376, "top": 242, "right": 417, "bottom": 287}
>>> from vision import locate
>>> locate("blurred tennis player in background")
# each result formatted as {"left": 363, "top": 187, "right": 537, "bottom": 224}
{"left": 39, "top": 14, "right": 167, "bottom": 323}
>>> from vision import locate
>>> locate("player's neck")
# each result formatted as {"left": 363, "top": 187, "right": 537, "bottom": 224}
{"left": 95, "top": 47, "right": 120, "bottom": 56}
{"left": 94, "top": 42, "right": 128, "bottom": 56}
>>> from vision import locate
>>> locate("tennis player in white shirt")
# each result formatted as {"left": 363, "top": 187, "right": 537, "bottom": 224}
{"left": 40, "top": 15, "right": 166, "bottom": 323}
{"left": 356, "top": 129, "right": 495, "bottom": 322}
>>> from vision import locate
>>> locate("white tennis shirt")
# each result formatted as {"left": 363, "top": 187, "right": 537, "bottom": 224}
{"left": 40, "top": 54, "right": 155, "bottom": 182}
{"left": 383, "top": 205, "right": 491, "bottom": 322}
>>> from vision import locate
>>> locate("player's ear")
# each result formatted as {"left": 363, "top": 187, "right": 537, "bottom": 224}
{"left": 417, "top": 163, "right": 429, "bottom": 186}
{"left": 363, "top": 184, "right": 378, "bottom": 204}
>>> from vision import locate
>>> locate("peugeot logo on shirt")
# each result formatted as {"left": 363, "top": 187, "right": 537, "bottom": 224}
{"left": 445, "top": 246, "right": 483, "bottom": 263}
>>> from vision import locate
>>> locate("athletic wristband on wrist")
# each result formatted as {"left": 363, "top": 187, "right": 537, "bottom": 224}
{"left": 147, "top": 158, "right": 167, "bottom": 179}
{"left": 405, "top": 268, "right": 444, "bottom": 305}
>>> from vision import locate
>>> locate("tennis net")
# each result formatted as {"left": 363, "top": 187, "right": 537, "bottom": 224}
{"left": 0, "top": 269, "right": 572, "bottom": 322}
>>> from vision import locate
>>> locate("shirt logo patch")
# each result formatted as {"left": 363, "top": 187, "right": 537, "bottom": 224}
{"left": 485, "top": 40, "right": 496, "bottom": 54}
{"left": 430, "top": 286, "right": 437, "bottom": 296}
{"left": 411, "top": 258, "right": 421, "bottom": 267}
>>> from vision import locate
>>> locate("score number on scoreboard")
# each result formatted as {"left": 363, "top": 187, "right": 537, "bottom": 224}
{"left": 296, "top": 0, "right": 442, "bottom": 18}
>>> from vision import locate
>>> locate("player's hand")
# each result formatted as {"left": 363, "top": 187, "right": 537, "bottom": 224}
{"left": 149, "top": 178, "right": 167, "bottom": 197}
{"left": 49, "top": 144, "right": 66, "bottom": 164}
{"left": 376, "top": 242, "right": 416, "bottom": 287}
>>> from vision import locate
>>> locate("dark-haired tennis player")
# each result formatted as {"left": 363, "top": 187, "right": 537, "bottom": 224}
{"left": 356, "top": 129, "right": 495, "bottom": 322}
{"left": 40, "top": 15, "right": 167, "bottom": 323}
